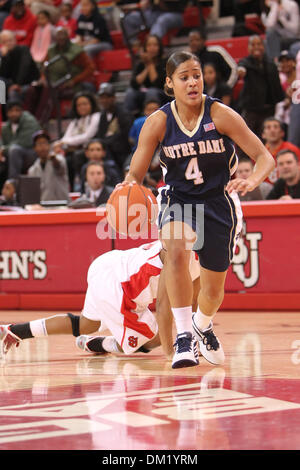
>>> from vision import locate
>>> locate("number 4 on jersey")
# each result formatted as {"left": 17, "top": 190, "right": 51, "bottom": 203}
{"left": 185, "top": 157, "right": 204, "bottom": 185}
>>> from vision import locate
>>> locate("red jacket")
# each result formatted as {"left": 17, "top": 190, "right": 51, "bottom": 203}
{"left": 3, "top": 8, "right": 37, "bottom": 47}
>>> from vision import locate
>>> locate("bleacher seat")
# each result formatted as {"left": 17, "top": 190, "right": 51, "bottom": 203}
{"left": 162, "top": 6, "right": 203, "bottom": 46}
{"left": 206, "top": 36, "right": 249, "bottom": 64}
{"left": 96, "top": 48, "right": 132, "bottom": 83}
{"left": 232, "top": 79, "right": 244, "bottom": 102}
{"left": 111, "top": 30, "right": 125, "bottom": 49}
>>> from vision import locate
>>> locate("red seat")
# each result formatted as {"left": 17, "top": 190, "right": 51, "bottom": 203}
{"left": 206, "top": 36, "right": 250, "bottom": 63}
{"left": 162, "top": 6, "right": 202, "bottom": 46}
{"left": 50, "top": 99, "right": 72, "bottom": 119}
{"left": 232, "top": 79, "right": 244, "bottom": 101}
{"left": 94, "top": 49, "right": 132, "bottom": 83}
{"left": 110, "top": 30, "right": 125, "bottom": 49}
{"left": 183, "top": 6, "right": 201, "bottom": 28}
{"left": 97, "top": 49, "right": 132, "bottom": 72}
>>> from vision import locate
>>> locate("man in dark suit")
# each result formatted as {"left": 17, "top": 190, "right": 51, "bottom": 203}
{"left": 69, "top": 160, "right": 113, "bottom": 208}
{"left": 96, "top": 82, "right": 134, "bottom": 171}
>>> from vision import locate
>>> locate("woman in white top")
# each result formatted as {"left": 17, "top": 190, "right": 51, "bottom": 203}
{"left": 54, "top": 91, "right": 100, "bottom": 189}
{"left": 261, "top": 0, "right": 300, "bottom": 60}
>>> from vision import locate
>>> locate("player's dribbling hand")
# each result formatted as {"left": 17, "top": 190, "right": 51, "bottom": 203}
{"left": 115, "top": 180, "right": 137, "bottom": 190}
{"left": 226, "top": 178, "right": 257, "bottom": 196}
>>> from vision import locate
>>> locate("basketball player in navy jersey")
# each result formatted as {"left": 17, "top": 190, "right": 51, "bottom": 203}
{"left": 121, "top": 51, "right": 275, "bottom": 369}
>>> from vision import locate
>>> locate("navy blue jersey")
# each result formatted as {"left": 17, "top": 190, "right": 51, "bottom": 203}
{"left": 159, "top": 95, "right": 238, "bottom": 199}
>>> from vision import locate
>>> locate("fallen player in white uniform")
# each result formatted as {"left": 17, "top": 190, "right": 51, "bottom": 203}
{"left": 0, "top": 240, "right": 206, "bottom": 365}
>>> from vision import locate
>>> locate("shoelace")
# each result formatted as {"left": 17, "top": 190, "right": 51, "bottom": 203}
{"left": 202, "top": 330, "right": 219, "bottom": 351}
{"left": 174, "top": 336, "right": 192, "bottom": 353}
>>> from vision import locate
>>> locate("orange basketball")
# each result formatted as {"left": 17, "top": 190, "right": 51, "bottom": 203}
{"left": 106, "top": 183, "right": 158, "bottom": 236}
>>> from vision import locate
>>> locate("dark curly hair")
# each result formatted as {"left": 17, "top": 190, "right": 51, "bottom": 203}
{"left": 71, "top": 91, "right": 99, "bottom": 119}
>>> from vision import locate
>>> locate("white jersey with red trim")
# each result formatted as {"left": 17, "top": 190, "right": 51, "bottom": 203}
{"left": 87, "top": 240, "right": 200, "bottom": 312}
{"left": 83, "top": 241, "right": 200, "bottom": 354}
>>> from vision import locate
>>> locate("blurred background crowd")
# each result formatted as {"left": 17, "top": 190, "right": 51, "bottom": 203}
{"left": 0, "top": 0, "right": 300, "bottom": 210}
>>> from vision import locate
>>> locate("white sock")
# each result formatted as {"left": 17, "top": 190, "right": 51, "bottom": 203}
{"left": 29, "top": 319, "right": 48, "bottom": 337}
{"left": 194, "top": 307, "right": 214, "bottom": 331}
{"left": 171, "top": 306, "right": 193, "bottom": 335}
{"left": 102, "top": 336, "right": 120, "bottom": 353}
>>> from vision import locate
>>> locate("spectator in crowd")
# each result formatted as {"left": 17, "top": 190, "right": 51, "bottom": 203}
{"left": 3, "top": 0, "right": 37, "bottom": 47}
{"left": 127, "top": 98, "right": 161, "bottom": 188}
{"left": 128, "top": 99, "right": 160, "bottom": 152}
{"left": 30, "top": 10, "right": 55, "bottom": 65}
{"left": 0, "top": 29, "right": 40, "bottom": 103}
{"left": 262, "top": 116, "right": 300, "bottom": 183}
{"left": 53, "top": 91, "right": 100, "bottom": 190}
{"left": 0, "top": 178, "right": 19, "bottom": 206}
{"left": 287, "top": 48, "right": 300, "bottom": 147}
{"left": 0, "top": 100, "right": 41, "bottom": 179}
{"left": 56, "top": 1, "right": 77, "bottom": 38}
{"left": 188, "top": 28, "right": 238, "bottom": 88}
{"left": 261, "top": 0, "right": 300, "bottom": 61}
{"left": 124, "top": 34, "right": 167, "bottom": 114}
{"left": 275, "top": 50, "right": 296, "bottom": 127}
{"left": 84, "top": 161, "right": 113, "bottom": 205}
{"left": 73, "top": 0, "right": 112, "bottom": 57}
{"left": 69, "top": 161, "right": 113, "bottom": 208}
{"left": 79, "top": 139, "right": 121, "bottom": 191}
{"left": 203, "top": 62, "right": 232, "bottom": 106}
{"left": 27, "top": 0, "right": 60, "bottom": 23}
{"left": 96, "top": 82, "right": 134, "bottom": 172}
{"left": 266, "top": 149, "right": 300, "bottom": 198}
{"left": 235, "top": 157, "right": 273, "bottom": 200}
{"left": 0, "top": 0, "right": 12, "bottom": 30}
{"left": 122, "top": 0, "right": 188, "bottom": 45}
{"left": 262, "top": 116, "right": 300, "bottom": 158}
{"left": 25, "top": 27, "right": 95, "bottom": 124}
{"left": 237, "top": 35, "right": 285, "bottom": 136}
{"left": 232, "top": 0, "right": 264, "bottom": 37}
{"left": 28, "top": 130, "right": 69, "bottom": 201}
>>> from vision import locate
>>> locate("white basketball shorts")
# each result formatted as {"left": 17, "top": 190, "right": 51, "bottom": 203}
{"left": 81, "top": 251, "right": 158, "bottom": 354}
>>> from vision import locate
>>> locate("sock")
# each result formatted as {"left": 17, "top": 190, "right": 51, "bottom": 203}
{"left": 29, "top": 319, "right": 48, "bottom": 337}
{"left": 171, "top": 306, "right": 193, "bottom": 335}
{"left": 194, "top": 307, "right": 214, "bottom": 331}
{"left": 102, "top": 336, "right": 120, "bottom": 353}
{"left": 9, "top": 323, "right": 33, "bottom": 340}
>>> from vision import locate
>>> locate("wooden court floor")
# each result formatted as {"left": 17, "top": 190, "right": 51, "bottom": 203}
{"left": 0, "top": 310, "right": 300, "bottom": 451}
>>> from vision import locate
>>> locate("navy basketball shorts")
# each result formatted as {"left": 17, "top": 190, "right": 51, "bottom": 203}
{"left": 157, "top": 186, "right": 243, "bottom": 272}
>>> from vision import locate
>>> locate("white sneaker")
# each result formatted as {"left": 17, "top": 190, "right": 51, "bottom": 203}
{"left": 192, "top": 316, "right": 225, "bottom": 365}
{"left": 0, "top": 325, "right": 21, "bottom": 356}
{"left": 172, "top": 332, "right": 199, "bottom": 369}
{"left": 76, "top": 335, "right": 106, "bottom": 354}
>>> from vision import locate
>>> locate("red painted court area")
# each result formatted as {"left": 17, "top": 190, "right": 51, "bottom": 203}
{"left": 0, "top": 311, "right": 299, "bottom": 451}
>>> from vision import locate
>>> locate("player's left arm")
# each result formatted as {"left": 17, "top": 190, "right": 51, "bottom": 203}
{"left": 211, "top": 102, "right": 275, "bottom": 196}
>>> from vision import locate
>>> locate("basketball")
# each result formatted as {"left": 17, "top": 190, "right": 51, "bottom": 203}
{"left": 106, "top": 183, "right": 158, "bottom": 236}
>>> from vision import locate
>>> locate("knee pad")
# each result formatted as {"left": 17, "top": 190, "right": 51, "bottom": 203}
{"left": 67, "top": 313, "right": 80, "bottom": 337}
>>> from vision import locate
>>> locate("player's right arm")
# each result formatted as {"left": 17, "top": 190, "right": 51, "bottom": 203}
{"left": 125, "top": 110, "right": 166, "bottom": 185}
